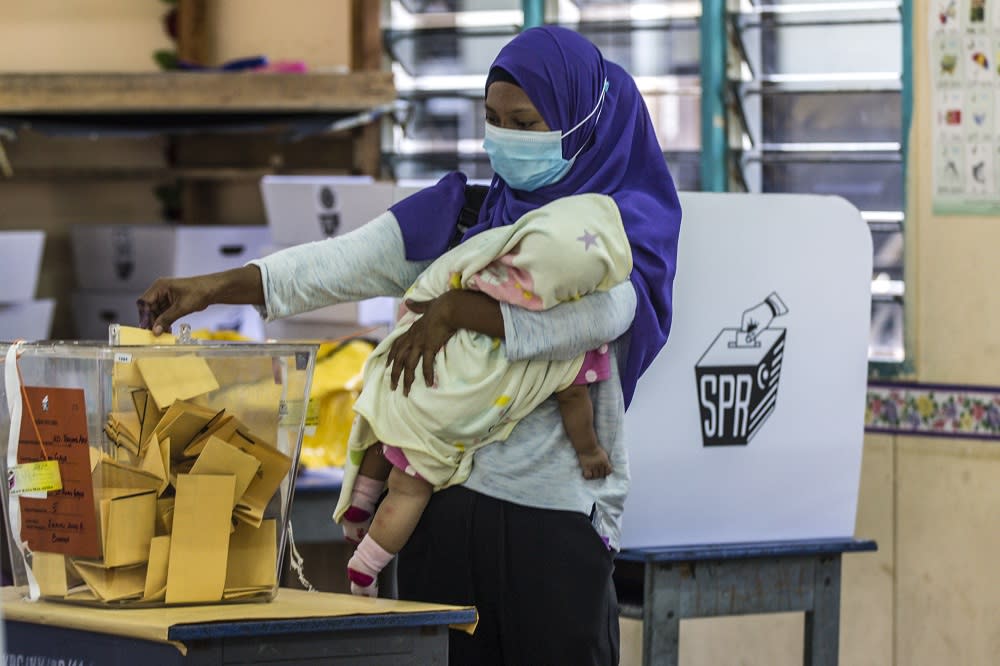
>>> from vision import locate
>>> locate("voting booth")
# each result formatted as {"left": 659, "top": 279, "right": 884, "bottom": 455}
{"left": 621, "top": 193, "right": 872, "bottom": 549}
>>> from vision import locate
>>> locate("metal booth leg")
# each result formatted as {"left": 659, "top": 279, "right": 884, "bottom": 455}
{"left": 804, "top": 555, "right": 842, "bottom": 666}
{"left": 642, "top": 562, "right": 684, "bottom": 666}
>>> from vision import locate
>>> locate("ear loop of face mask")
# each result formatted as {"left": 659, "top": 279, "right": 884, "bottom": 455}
{"left": 563, "top": 78, "right": 610, "bottom": 161}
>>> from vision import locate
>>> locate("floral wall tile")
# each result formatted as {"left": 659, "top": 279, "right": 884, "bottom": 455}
{"left": 866, "top": 382, "right": 1000, "bottom": 440}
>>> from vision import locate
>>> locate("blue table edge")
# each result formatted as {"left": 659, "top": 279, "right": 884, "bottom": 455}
{"left": 166, "top": 608, "right": 478, "bottom": 641}
{"left": 616, "top": 538, "right": 878, "bottom": 563}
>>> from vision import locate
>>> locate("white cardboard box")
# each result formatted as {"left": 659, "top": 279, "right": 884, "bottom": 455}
{"left": 0, "top": 231, "right": 45, "bottom": 302}
{"left": 0, "top": 300, "right": 55, "bottom": 341}
{"left": 264, "top": 318, "right": 389, "bottom": 343}
{"left": 70, "top": 225, "right": 271, "bottom": 292}
{"left": 260, "top": 176, "right": 394, "bottom": 246}
{"left": 72, "top": 291, "right": 265, "bottom": 341}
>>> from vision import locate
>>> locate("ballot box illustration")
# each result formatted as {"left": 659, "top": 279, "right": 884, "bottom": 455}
{"left": 695, "top": 292, "right": 789, "bottom": 446}
{"left": 695, "top": 327, "right": 786, "bottom": 446}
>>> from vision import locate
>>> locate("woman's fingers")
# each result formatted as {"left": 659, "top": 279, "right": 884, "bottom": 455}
{"left": 421, "top": 346, "right": 437, "bottom": 389}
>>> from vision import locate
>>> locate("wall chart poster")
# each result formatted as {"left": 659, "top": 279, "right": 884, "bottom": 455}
{"left": 930, "top": 0, "right": 1000, "bottom": 213}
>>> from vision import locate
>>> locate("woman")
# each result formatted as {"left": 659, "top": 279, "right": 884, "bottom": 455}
{"left": 138, "top": 26, "right": 681, "bottom": 665}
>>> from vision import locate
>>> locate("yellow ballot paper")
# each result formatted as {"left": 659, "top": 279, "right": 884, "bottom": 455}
{"left": 114, "top": 325, "right": 177, "bottom": 346}
{"left": 94, "top": 458, "right": 162, "bottom": 494}
{"left": 138, "top": 433, "right": 169, "bottom": 496}
{"left": 143, "top": 535, "right": 171, "bottom": 602}
{"left": 225, "top": 519, "right": 277, "bottom": 592}
{"left": 155, "top": 497, "right": 175, "bottom": 536}
{"left": 100, "top": 489, "right": 156, "bottom": 567}
{"left": 131, "top": 388, "right": 164, "bottom": 450}
{"left": 165, "top": 474, "right": 235, "bottom": 604}
{"left": 183, "top": 414, "right": 241, "bottom": 459}
{"left": 190, "top": 436, "right": 261, "bottom": 506}
{"left": 154, "top": 400, "right": 221, "bottom": 459}
{"left": 228, "top": 430, "right": 292, "bottom": 527}
{"left": 32, "top": 552, "right": 70, "bottom": 597}
{"left": 136, "top": 355, "right": 220, "bottom": 410}
{"left": 111, "top": 326, "right": 177, "bottom": 388}
{"left": 72, "top": 560, "right": 146, "bottom": 602}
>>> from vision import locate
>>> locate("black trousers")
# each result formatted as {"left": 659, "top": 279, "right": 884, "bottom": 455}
{"left": 397, "top": 486, "right": 620, "bottom": 666}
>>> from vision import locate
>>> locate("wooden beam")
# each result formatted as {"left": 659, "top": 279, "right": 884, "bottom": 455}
{"left": 0, "top": 72, "right": 395, "bottom": 114}
{"left": 177, "top": 0, "right": 210, "bottom": 65}
{"left": 351, "top": 0, "right": 383, "bottom": 72}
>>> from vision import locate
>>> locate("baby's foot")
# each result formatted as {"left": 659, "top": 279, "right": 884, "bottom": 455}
{"left": 347, "top": 567, "right": 379, "bottom": 597}
{"left": 341, "top": 506, "right": 373, "bottom": 544}
{"left": 578, "top": 448, "right": 613, "bottom": 479}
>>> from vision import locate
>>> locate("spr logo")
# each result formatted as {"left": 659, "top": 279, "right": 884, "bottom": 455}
{"left": 695, "top": 293, "right": 788, "bottom": 446}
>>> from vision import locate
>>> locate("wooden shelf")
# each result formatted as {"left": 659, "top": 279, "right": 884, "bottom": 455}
{"left": 0, "top": 166, "right": 363, "bottom": 183}
{"left": 0, "top": 72, "right": 396, "bottom": 114}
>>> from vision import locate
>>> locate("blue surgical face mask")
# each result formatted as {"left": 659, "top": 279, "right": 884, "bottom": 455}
{"left": 483, "top": 79, "right": 609, "bottom": 192}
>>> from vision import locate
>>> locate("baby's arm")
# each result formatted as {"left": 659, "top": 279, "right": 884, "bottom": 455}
{"left": 555, "top": 385, "right": 612, "bottom": 479}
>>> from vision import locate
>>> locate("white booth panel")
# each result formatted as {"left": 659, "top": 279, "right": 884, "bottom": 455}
{"left": 621, "top": 192, "right": 872, "bottom": 549}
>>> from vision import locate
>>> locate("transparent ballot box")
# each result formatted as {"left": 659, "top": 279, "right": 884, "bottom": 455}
{"left": 0, "top": 335, "right": 317, "bottom": 606}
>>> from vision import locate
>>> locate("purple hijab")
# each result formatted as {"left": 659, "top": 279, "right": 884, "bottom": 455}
{"left": 392, "top": 26, "right": 681, "bottom": 409}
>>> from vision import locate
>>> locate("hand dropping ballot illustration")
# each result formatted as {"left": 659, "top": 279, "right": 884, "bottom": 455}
{"left": 695, "top": 292, "right": 789, "bottom": 446}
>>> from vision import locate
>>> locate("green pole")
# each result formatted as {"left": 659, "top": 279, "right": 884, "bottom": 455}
{"left": 699, "top": 0, "right": 728, "bottom": 191}
{"left": 522, "top": 0, "right": 544, "bottom": 30}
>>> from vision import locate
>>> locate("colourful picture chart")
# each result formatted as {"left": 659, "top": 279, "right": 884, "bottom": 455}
{"left": 17, "top": 386, "right": 101, "bottom": 559}
{"left": 930, "top": 0, "right": 1000, "bottom": 213}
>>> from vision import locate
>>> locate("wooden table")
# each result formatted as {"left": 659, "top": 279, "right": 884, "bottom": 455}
{"left": 615, "top": 538, "right": 877, "bottom": 666}
{"left": 2, "top": 586, "right": 476, "bottom": 665}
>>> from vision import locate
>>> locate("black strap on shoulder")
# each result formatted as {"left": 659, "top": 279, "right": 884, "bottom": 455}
{"left": 449, "top": 184, "right": 490, "bottom": 249}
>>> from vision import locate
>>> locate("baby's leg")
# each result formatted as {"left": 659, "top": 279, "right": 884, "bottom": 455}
{"left": 342, "top": 445, "right": 393, "bottom": 544}
{"left": 347, "top": 465, "right": 433, "bottom": 597}
{"left": 556, "top": 385, "right": 612, "bottom": 479}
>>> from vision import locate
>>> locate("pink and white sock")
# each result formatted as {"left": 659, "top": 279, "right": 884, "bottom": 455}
{"left": 341, "top": 475, "right": 384, "bottom": 544}
{"left": 347, "top": 535, "right": 394, "bottom": 597}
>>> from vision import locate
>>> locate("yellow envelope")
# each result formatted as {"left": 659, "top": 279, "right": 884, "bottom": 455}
{"left": 224, "top": 519, "right": 277, "bottom": 592}
{"left": 111, "top": 327, "right": 175, "bottom": 389}
{"left": 95, "top": 458, "right": 162, "bottom": 494}
{"left": 137, "top": 355, "right": 220, "bottom": 410}
{"left": 114, "top": 325, "right": 177, "bottom": 346}
{"left": 165, "top": 474, "right": 235, "bottom": 604}
{"left": 190, "top": 436, "right": 261, "bottom": 506}
{"left": 183, "top": 414, "right": 242, "bottom": 458}
{"left": 100, "top": 489, "right": 156, "bottom": 567}
{"left": 155, "top": 497, "right": 175, "bottom": 536}
{"left": 72, "top": 560, "right": 146, "bottom": 602}
{"left": 222, "top": 588, "right": 273, "bottom": 600}
{"left": 155, "top": 401, "right": 222, "bottom": 460}
{"left": 143, "top": 535, "right": 171, "bottom": 601}
{"left": 228, "top": 430, "right": 292, "bottom": 528}
{"left": 33, "top": 552, "right": 69, "bottom": 597}
{"left": 139, "top": 433, "right": 168, "bottom": 496}
{"left": 131, "top": 388, "right": 164, "bottom": 450}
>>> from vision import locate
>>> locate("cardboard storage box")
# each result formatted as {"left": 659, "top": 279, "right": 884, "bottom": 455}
{"left": 260, "top": 176, "right": 394, "bottom": 246}
{"left": 70, "top": 225, "right": 271, "bottom": 292}
{"left": 264, "top": 318, "right": 390, "bottom": 343}
{"left": 0, "top": 334, "right": 318, "bottom": 606}
{"left": 0, "top": 231, "right": 45, "bottom": 302}
{"left": 73, "top": 291, "right": 265, "bottom": 341}
{"left": 0, "top": 300, "right": 55, "bottom": 341}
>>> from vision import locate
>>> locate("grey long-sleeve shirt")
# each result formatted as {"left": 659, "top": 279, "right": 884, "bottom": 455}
{"left": 250, "top": 211, "right": 636, "bottom": 548}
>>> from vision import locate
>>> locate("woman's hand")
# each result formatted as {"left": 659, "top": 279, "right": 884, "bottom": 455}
{"left": 137, "top": 266, "right": 264, "bottom": 335}
{"left": 387, "top": 294, "right": 458, "bottom": 396}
